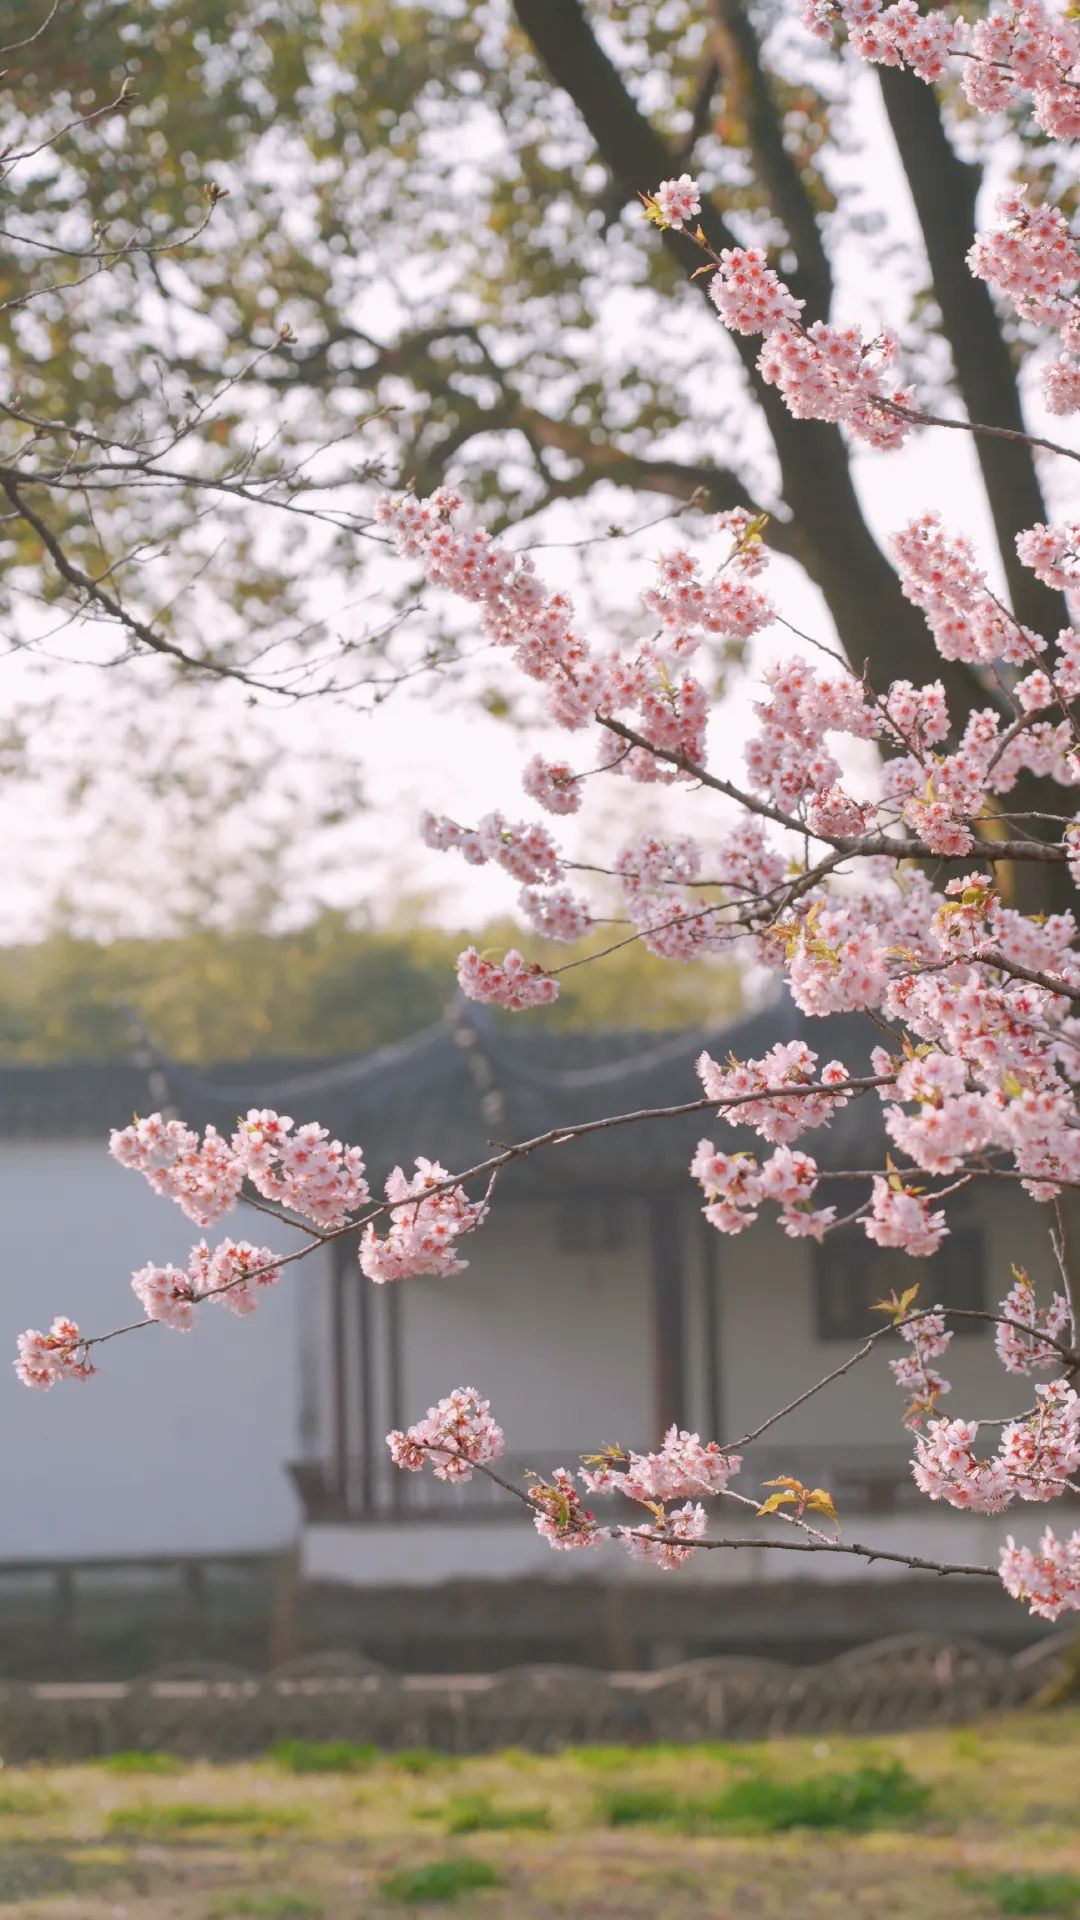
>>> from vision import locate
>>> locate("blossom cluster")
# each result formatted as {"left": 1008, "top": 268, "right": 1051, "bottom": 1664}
{"left": 360, "top": 1160, "right": 488, "bottom": 1282}
{"left": 131, "top": 1240, "right": 283, "bottom": 1330}
{"left": 696, "top": 1041, "right": 854, "bottom": 1143}
{"left": 889, "top": 1307, "right": 953, "bottom": 1427}
{"left": 111, "top": 1109, "right": 369, "bottom": 1233}
{"left": 233, "top": 1112, "right": 369, "bottom": 1230}
{"left": 109, "top": 1115, "right": 242, "bottom": 1228}
{"left": 912, "top": 1380, "right": 1080, "bottom": 1513}
{"left": 621, "top": 1501, "right": 708, "bottom": 1570}
{"left": 642, "top": 522, "right": 775, "bottom": 652}
{"left": 420, "top": 810, "right": 560, "bottom": 883}
{"left": 968, "top": 191, "right": 1080, "bottom": 417}
{"left": 994, "top": 1268, "right": 1073, "bottom": 1374}
{"left": 529, "top": 1469, "right": 606, "bottom": 1550}
{"left": 691, "top": 1139, "right": 836, "bottom": 1240}
{"left": 456, "top": 945, "right": 559, "bottom": 1009}
{"left": 1000, "top": 1526, "right": 1080, "bottom": 1621}
{"left": 15, "top": 1318, "right": 94, "bottom": 1390}
{"left": 386, "top": 1388, "right": 505, "bottom": 1483}
{"left": 803, "top": 0, "right": 1080, "bottom": 141}
{"left": 579, "top": 1427, "right": 743, "bottom": 1502}
{"left": 705, "top": 245, "right": 912, "bottom": 447}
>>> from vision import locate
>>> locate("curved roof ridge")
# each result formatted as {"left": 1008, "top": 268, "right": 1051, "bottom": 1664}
{"left": 158, "top": 1015, "right": 456, "bottom": 1114}
{"left": 462, "top": 996, "right": 790, "bottom": 1093}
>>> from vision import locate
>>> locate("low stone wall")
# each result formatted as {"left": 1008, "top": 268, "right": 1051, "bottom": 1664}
{"left": 0, "top": 1632, "right": 1072, "bottom": 1760}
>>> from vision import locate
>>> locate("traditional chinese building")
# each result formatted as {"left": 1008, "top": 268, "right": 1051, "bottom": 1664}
{"left": 0, "top": 1002, "right": 1065, "bottom": 1669}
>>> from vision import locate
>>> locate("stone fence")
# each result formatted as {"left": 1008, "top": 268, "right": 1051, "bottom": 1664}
{"left": 0, "top": 1632, "right": 1073, "bottom": 1760}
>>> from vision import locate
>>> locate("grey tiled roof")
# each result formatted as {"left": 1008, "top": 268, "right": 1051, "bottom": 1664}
{"left": 0, "top": 1001, "right": 885, "bottom": 1188}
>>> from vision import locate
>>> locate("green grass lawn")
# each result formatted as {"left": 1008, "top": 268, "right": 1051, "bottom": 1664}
{"left": 0, "top": 1709, "right": 1078, "bottom": 1917}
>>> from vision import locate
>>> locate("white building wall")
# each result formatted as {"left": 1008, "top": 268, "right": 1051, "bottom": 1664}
{"left": 302, "top": 1507, "right": 1048, "bottom": 1589}
{"left": 396, "top": 1198, "right": 655, "bottom": 1452}
{"left": 0, "top": 1139, "right": 304, "bottom": 1560}
{"left": 712, "top": 1184, "right": 1055, "bottom": 1448}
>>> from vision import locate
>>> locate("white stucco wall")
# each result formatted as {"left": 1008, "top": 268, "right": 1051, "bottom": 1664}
{"left": 302, "top": 1506, "right": 1048, "bottom": 1589}
{"left": 0, "top": 1139, "right": 305, "bottom": 1560}
{"left": 397, "top": 1198, "right": 654, "bottom": 1451}
{"left": 712, "top": 1183, "right": 1056, "bottom": 1447}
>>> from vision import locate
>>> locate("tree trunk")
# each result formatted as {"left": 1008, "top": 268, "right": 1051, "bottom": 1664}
{"left": 878, "top": 66, "right": 1068, "bottom": 638}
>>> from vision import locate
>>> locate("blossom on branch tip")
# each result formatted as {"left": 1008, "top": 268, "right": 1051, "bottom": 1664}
{"left": 456, "top": 946, "right": 559, "bottom": 1010}
{"left": 1000, "top": 1528, "right": 1080, "bottom": 1621}
{"left": 650, "top": 175, "right": 701, "bottom": 231}
{"left": 386, "top": 1388, "right": 504, "bottom": 1483}
{"left": 15, "top": 1318, "right": 94, "bottom": 1390}
{"left": 865, "top": 1175, "right": 947, "bottom": 1258}
{"left": 995, "top": 1268, "right": 1073, "bottom": 1374}
{"left": 109, "top": 1115, "right": 242, "bottom": 1227}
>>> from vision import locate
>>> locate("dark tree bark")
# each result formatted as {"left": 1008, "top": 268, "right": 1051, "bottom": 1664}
{"left": 706, "top": 0, "right": 833, "bottom": 318}
{"left": 876, "top": 66, "right": 1068, "bottom": 639}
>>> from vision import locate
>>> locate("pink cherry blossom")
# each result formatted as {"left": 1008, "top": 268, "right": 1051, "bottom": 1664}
{"left": 109, "top": 1115, "right": 242, "bottom": 1227}
{"left": 518, "top": 884, "right": 592, "bottom": 943}
{"left": 580, "top": 1427, "right": 742, "bottom": 1503}
{"left": 456, "top": 945, "right": 559, "bottom": 1009}
{"left": 187, "top": 1239, "right": 283, "bottom": 1316}
{"left": 651, "top": 174, "right": 702, "bottom": 230}
{"left": 995, "top": 1268, "right": 1073, "bottom": 1374}
{"left": 697, "top": 1040, "right": 853, "bottom": 1142}
{"left": 1000, "top": 1527, "right": 1080, "bottom": 1621}
{"left": 360, "top": 1160, "right": 487, "bottom": 1282}
{"left": 865, "top": 1176, "right": 947, "bottom": 1258}
{"left": 131, "top": 1261, "right": 197, "bottom": 1331}
{"left": 15, "top": 1317, "right": 94, "bottom": 1389}
{"left": 386, "top": 1387, "right": 504, "bottom": 1483}
{"left": 620, "top": 1501, "right": 708, "bottom": 1570}
{"left": 521, "top": 754, "right": 583, "bottom": 815}
{"left": 530, "top": 1468, "right": 607, "bottom": 1549}
{"left": 231, "top": 1111, "right": 369, "bottom": 1230}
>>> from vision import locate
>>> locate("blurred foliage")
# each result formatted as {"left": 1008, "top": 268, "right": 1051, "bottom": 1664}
{"left": 0, "top": 910, "right": 742, "bottom": 1062}
{"left": 0, "top": 0, "right": 859, "bottom": 619}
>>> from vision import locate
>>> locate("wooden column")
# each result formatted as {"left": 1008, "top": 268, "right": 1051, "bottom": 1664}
{"left": 386, "top": 1284, "right": 405, "bottom": 1513}
{"left": 330, "top": 1255, "right": 348, "bottom": 1510}
{"left": 701, "top": 1213, "right": 723, "bottom": 1442}
{"left": 649, "top": 1192, "right": 685, "bottom": 1438}
{"left": 357, "top": 1260, "right": 375, "bottom": 1517}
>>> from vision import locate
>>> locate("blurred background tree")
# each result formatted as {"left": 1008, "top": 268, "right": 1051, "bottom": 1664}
{"left": 0, "top": 912, "right": 742, "bottom": 1061}
{"left": 6, "top": 0, "right": 1071, "bottom": 693}
{"left": 2, "top": 0, "right": 1074, "bottom": 963}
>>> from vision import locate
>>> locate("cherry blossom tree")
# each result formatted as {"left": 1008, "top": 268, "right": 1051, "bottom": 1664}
{"left": 19, "top": 0, "right": 1080, "bottom": 1627}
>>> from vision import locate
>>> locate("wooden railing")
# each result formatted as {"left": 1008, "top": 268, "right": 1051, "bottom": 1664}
{"left": 0, "top": 1633, "right": 1071, "bottom": 1759}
